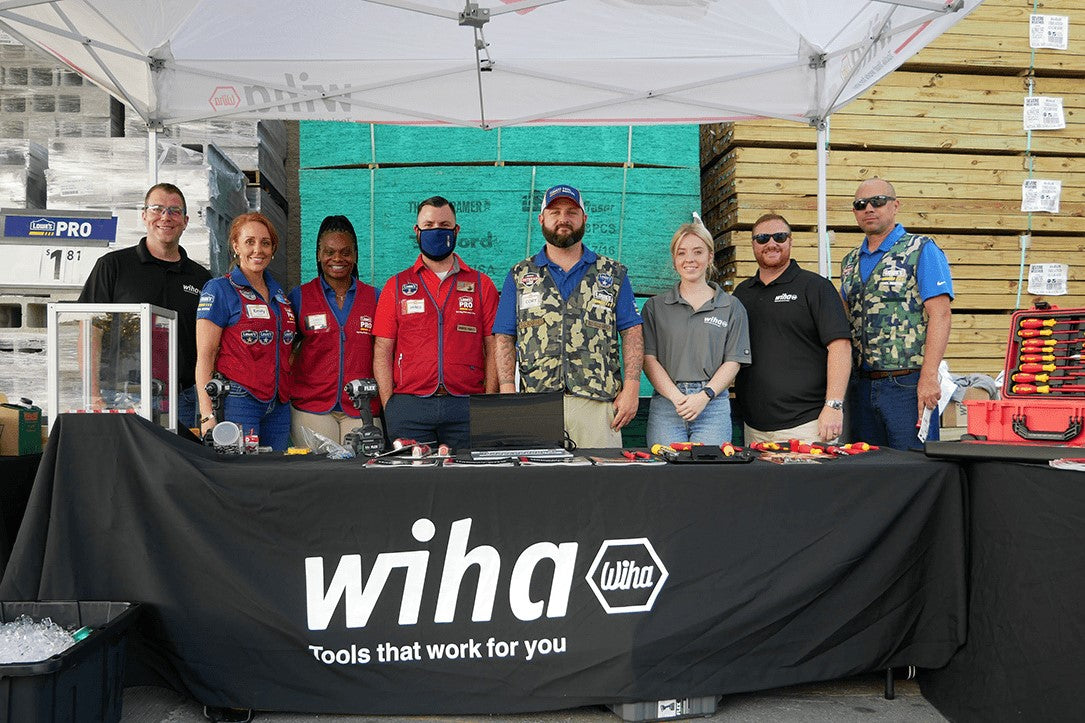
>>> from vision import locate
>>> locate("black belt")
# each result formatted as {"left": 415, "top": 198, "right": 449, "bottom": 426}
{"left": 859, "top": 369, "right": 919, "bottom": 380}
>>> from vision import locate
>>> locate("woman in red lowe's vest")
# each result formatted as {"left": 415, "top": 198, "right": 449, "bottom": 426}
{"left": 195, "top": 213, "right": 296, "bottom": 450}
{"left": 287, "top": 215, "right": 380, "bottom": 445}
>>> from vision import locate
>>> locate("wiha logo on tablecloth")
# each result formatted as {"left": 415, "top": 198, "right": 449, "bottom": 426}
{"left": 304, "top": 518, "right": 668, "bottom": 630}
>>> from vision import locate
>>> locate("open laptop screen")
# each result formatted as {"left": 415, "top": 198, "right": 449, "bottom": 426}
{"left": 468, "top": 391, "right": 565, "bottom": 450}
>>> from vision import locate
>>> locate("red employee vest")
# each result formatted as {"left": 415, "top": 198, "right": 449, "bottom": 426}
{"left": 391, "top": 266, "right": 485, "bottom": 396}
{"left": 215, "top": 276, "right": 296, "bottom": 403}
{"left": 292, "top": 278, "right": 379, "bottom": 417}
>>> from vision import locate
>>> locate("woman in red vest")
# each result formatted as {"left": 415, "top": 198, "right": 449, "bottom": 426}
{"left": 195, "top": 212, "right": 295, "bottom": 450}
{"left": 288, "top": 215, "right": 380, "bottom": 445}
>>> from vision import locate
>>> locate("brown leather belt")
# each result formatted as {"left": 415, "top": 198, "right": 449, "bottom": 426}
{"left": 433, "top": 385, "right": 450, "bottom": 396}
{"left": 859, "top": 369, "right": 919, "bottom": 380}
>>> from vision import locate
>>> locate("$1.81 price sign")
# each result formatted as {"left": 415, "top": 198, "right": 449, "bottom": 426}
{"left": 0, "top": 211, "right": 116, "bottom": 289}
{"left": 0, "top": 242, "right": 112, "bottom": 288}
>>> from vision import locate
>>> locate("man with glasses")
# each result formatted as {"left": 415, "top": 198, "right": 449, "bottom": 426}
{"left": 840, "top": 177, "right": 953, "bottom": 450}
{"left": 733, "top": 213, "right": 852, "bottom": 444}
{"left": 78, "top": 183, "right": 211, "bottom": 429}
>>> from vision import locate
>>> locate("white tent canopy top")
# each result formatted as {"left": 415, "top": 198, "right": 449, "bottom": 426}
{"left": 0, "top": 0, "right": 979, "bottom": 130}
{"left": 0, "top": 0, "right": 981, "bottom": 275}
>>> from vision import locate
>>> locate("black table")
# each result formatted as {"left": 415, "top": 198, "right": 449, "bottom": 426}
{"left": 0, "top": 452, "right": 41, "bottom": 573}
{"left": 0, "top": 414, "right": 966, "bottom": 715}
{"left": 922, "top": 460, "right": 1085, "bottom": 722}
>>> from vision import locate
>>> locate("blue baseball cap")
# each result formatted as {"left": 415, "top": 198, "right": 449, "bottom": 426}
{"left": 542, "top": 184, "right": 584, "bottom": 211}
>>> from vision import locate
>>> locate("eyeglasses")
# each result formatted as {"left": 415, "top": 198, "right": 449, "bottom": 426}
{"left": 144, "top": 204, "right": 185, "bottom": 217}
{"left": 852, "top": 195, "right": 895, "bottom": 211}
{"left": 752, "top": 231, "right": 791, "bottom": 244}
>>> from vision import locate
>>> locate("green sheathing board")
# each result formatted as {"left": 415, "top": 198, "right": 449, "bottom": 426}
{"left": 299, "top": 122, "right": 700, "bottom": 168}
{"left": 298, "top": 165, "right": 697, "bottom": 295}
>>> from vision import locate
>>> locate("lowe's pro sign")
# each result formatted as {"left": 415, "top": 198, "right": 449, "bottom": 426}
{"left": 0, "top": 209, "right": 115, "bottom": 289}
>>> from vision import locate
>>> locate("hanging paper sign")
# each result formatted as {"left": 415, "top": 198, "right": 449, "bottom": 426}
{"left": 1021, "top": 179, "right": 1061, "bottom": 213}
{"left": 1023, "top": 96, "right": 1065, "bottom": 130}
{"left": 1027, "top": 264, "right": 1068, "bottom": 296}
{"left": 1029, "top": 14, "right": 1069, "bottom": 50}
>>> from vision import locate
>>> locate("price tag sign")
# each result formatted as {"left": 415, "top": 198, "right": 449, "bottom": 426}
{"left": 0, "top": 209, "right": 116, "bottom": 288}
{"left": 1030, "top": 14, "right": 1069, "bottom": 50}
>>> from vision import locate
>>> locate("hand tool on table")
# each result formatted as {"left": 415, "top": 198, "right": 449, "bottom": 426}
{"left": 1011, "top": 372, "right": 1085, "bottom": 383}
{"left": 1018, "top": 363, "right": 1085, "bottom": 373}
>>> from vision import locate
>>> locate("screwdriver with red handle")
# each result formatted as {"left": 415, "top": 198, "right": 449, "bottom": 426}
{"left": 1021, "top": 338, "right": 1082, "bottom": 348}
{"left": 1017, "top": 328, "right": 1082, "bottom": 338}
{"left": 1018, "top": 353, "right": 1080, "bottom": 363}
{"left": 1019, "top": 318, "right": 1085, "bottom": 329}
{"left": 1012, "top": 384, "right": 1085, "bottom": 394}
{"left": 1011, "top": 371, "right": 1085, "bottom": 383}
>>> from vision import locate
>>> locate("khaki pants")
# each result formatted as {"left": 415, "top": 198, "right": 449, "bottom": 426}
{"left": 564, "top": 395, "right": 622, "bottom": 449}
{"left": 744, "top": 418, "right": 832, "bottom": 445}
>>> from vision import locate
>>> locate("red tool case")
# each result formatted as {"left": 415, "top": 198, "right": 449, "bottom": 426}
{"left": 965, "top": 306, "right": 1085, "bottom": 445}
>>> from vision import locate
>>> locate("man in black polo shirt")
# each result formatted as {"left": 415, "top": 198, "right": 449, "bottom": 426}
{"left": 733, "top": 213, "right": 851, "bottom": 444}
{"left": 78, "top": 183, "right": 211, "bottom": 428}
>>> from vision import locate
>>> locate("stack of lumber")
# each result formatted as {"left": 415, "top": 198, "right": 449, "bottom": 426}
{"left": 701, "top": 0, "right": 1085, "bottom": 378}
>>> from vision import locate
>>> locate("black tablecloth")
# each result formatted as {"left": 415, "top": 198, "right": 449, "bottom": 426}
{"left": 1, "top": 414, "right": 967, "bottom": 715}
{"left": 922, "top": 460, "right": 1085, "bottom": 722}
{"left": 0, "top": 453, "right": 41, "bottom": 573}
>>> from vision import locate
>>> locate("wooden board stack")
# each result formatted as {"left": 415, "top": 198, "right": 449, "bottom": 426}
{"left": 701, "top": 0, "right": 1085, "bottom": 378}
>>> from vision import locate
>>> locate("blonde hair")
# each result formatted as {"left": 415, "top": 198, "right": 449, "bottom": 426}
{"left": 669, "top": 223, "right": 717, "bottom": 282}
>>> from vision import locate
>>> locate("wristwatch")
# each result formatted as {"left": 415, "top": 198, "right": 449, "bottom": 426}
{"left": 824, "top": 399, "right": 844, "bottom": 410}
{"left": 702, "top": 386, "right": 716, "bottom": 400}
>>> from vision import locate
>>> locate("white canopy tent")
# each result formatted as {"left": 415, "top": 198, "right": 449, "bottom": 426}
{"left": 0, "top": 0, "right": 982, "bottom": 275}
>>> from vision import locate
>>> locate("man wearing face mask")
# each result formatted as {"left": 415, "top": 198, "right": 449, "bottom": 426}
{"left": 372, "top": 196, "right": 499, "bottom": 449}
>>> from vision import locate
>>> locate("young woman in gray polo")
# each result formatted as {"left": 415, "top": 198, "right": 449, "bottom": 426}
{"left": 642, "top": 223, "right": 751, "bottom": 446}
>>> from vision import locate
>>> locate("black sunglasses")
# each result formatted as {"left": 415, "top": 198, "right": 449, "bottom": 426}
{"left": 752, "top": 231, "right": 791, "bottom": 244}
{"left": 852, "top": 195, "right": 895, "bottom": 211}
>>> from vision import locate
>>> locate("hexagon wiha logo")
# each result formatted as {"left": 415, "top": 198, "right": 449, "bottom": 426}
{"left": 585, "top": 538, "right": 668, "bottom": 614}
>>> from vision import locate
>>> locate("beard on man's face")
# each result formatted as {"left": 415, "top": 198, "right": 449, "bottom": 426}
{"left": 542, "top": 223, "right": 585, "bottom": 248}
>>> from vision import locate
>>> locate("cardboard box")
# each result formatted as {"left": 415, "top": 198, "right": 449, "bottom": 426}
{"left": 942, "top": 387, "right": 991, "bottom": 428}
{"left": 0, "top": 402, "right": 43, "bottom": 456}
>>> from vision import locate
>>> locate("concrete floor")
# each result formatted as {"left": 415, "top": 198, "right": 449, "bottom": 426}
{"left": 121, "top": 674, "right": 947, "bottom": 723}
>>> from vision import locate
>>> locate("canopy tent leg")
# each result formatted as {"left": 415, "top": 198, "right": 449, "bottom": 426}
{"left": 817, "top": 118, "right": 830, "bottom": 279}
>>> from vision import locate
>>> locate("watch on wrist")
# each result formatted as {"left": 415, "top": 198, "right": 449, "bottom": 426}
{"left": 824, "top": 399, "right": 844, "bottom": 410}
{"left": 702, "top": 386, "right": 716, "bottom": 400}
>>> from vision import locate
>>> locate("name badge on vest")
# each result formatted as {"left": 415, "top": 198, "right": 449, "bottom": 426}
{"left": 307, "top": 313, "right": 328, "bottom": 331}
{"left": 403, "top": 299, "right": 426, "bottom": 315}
{"left": 246, "top": 304, "right": 271, "bottom": 319}
{"left": 456, "top": 280, "right": 475, "bottom": 293}
{"left": 520, "top": 291, "right": 542, "bottom": 310}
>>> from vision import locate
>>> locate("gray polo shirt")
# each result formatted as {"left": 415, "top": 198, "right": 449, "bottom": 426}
{"left": 642, "top": 281, "right": 751, "bottom": 383}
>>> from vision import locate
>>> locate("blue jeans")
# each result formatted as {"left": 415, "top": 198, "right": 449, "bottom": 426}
{"left": 176, "top": 385, "right": 198, "bottom": 430}
{"left": 646, "top": 382, "right": 732, "bottom": 447}
{"left": 223, "top": 386, "right": 291, "bottom": 451}
{"left": 849, "top": 372, "right": 939, "bottom": 451}
{"left": 385, "top": 394, "right": 470, "bottom": 450}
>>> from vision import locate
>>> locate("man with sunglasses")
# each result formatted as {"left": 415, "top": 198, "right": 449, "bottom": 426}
{"left": 733, "top": 214, "right": 852, "bottom": 444}
{"left": 78, "top": 183, "right": 211, "bottom": 429}
{"left": 840, "top": 178, "right": 953, "bottom": 450}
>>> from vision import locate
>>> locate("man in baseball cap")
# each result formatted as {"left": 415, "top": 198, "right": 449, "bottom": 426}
{"left": 493, "top": 184, "right": 643, "bottom": 448}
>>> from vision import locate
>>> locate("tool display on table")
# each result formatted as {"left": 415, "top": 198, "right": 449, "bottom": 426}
{"left": 342, "top": 377, "right": 385, "bottom": 458}
{"left": 648, "top": 442, "right": 755, "bottom": 463}
{"left": 956, "top": 305, "right": 1085, "bottom": 447}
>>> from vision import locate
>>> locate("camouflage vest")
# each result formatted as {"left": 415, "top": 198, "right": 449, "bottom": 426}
{"left": 839, "top": 232, "right": 930, "bottom": 370}
{"left": 512, "top": 255, "right": 625, "bottom": 400}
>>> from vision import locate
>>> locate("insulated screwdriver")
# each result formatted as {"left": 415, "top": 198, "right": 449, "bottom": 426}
{"left": 1019, "top": 318, "right": 1085, "bottom": 329}
{"left": 1017, "top": 328, "right": 1081, "bottom": 338}
{"left": 1020, "top": 338, "right": 1082, "bottom": 349}
{"left": 1018, "top": 353, "right": 1081, "bottom": 363}
{"left": 1012, "top": 384, "right": 1085, "bottom": 394}
{"left": 1011, "top": 372, "right": 1085, "bottom": 383}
